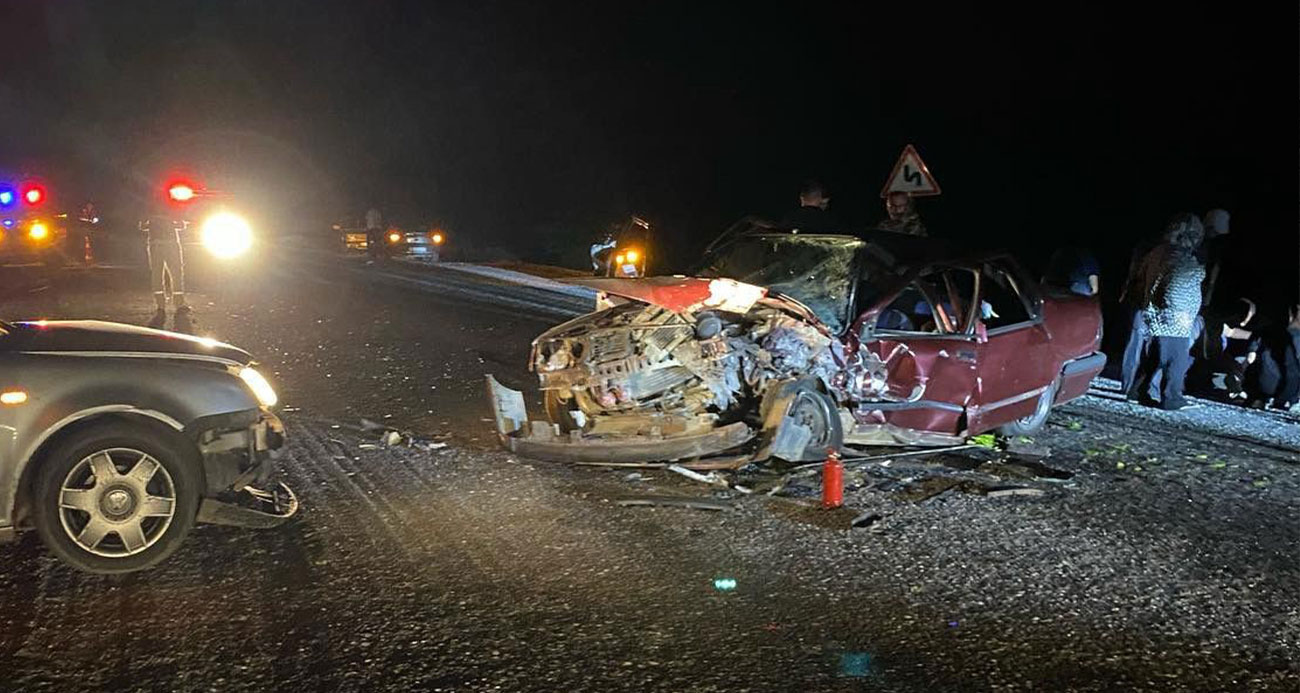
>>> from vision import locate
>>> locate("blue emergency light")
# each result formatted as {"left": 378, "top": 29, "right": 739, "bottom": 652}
{"left": 2, "top": 219, "right": 13, "bottom": 228}
{"left": 0, "top": 187, "right": 14, "bottom": 207}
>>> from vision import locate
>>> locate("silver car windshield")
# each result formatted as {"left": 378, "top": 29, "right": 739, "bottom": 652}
{"left": 699, "top": 234, "right": 864, "bottom": 333}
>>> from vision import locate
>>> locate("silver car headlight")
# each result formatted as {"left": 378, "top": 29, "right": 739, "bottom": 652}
{"left": 239, "top": 367, "right": 278, "bottom": 407}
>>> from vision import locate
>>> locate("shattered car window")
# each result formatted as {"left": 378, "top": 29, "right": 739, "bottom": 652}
{"left": 699, "top": 235, "right": 865, "bottom": 334}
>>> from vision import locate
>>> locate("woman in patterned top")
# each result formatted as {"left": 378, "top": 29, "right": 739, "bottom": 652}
{"left": 1126, "top": 214, "right": 1206, "bottom": 410}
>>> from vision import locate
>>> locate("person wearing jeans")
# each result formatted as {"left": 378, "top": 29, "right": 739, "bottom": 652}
{"left": 1129, "top": 214, "right": 1206, "bottom": 410}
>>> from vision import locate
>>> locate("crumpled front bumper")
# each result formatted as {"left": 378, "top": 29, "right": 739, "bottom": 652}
{"left": 194, "top": 408, "right": 298, "bottom": 528}
{"left": 485, "top": 375, "right": 753, "bottom": 464}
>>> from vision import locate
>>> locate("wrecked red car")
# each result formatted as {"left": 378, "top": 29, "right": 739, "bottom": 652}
{"left": 488, "top": 225, "right": 1105, "bottom": 464}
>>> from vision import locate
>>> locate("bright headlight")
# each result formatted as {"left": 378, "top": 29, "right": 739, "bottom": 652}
{"left": 201, "top": 212, "right": 253, "bottom": 258}
{"left": 238, "top": 367, "right": 278, "bottom": 407}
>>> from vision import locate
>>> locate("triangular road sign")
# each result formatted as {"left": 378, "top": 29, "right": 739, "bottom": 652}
{"left": 881, "top": 144, "right": 941, "bottom": 198}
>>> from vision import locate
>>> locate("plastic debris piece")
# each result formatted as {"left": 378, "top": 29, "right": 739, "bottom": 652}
{"left": 969, "top": 434, "right": 997, "bottom": 448}
{"left": 713, "top": 577, "right": 737, "bottom": 591}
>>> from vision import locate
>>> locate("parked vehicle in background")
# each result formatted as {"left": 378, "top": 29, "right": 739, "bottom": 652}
{"left": 490, "top": 221, "right": 1106, "bottom": 464}
{"left": 338, "top": 221, "right": 446, "bottom": 261}
{"left": 592, "top": 216, "right": 651, "bottom": 278}
{"left": 0, "top": 177, "right": 77, "bottom": 268}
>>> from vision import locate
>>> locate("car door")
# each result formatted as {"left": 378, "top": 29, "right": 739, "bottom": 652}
{"left": 852, "top": 268, "right": 979, "bottom": 436}
{"left": 969, "top": 260, "right": 1060, "bottom": 432}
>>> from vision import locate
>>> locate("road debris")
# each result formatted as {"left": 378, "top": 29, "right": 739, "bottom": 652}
{"left": 850, "top": 511, "right": 883, "bottom": 529}
{"left": 985, "top": 487, "right": 1046, "bottom": 498}
{"left": 614, "top": 496, "right": 734, "bottom": 512}
{"left": 667, "top": 464, "right": 753, "bottom": 494}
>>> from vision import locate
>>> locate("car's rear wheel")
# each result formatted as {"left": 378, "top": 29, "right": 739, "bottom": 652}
{"left": 31, "top": 422, "right": 200, "bottom": 574}
{"left": 998, "top": 379, "right": 1060, "bottom": 437}
{"left": 786, "top": 386, "right": 844, "bottom": 462}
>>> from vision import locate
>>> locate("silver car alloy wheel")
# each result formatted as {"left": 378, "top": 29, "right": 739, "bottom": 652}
{"left": 57, "top": 448, "right": 177, "bottom": 557}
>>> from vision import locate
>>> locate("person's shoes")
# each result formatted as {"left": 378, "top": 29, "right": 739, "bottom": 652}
{"left": 147, "top": 308, "right": 167, "bottom": 329}
{"left": 172, "top": 305, "right": 194, "bottom": 334}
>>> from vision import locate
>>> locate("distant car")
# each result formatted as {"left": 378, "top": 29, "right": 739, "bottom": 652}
{"left": 337, "top": 223, "right": 445, "bottom": 260}
{"left": 387, "top": 227, "right": 445, "bottom": 261}
{"left": 489, "top": 222, "right": 1106, "bottom": 464}
{"left": 0, "top": 320, "right": 296, "bottom": 573}
{"left": 335, "top": 222, "right": 369, "bottom": 252}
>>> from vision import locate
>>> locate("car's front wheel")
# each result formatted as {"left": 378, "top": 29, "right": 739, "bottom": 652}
{"left": 31, "top": 422, "right": 201, "bottom": 574}
{"left": 786, "top": 386, "right": 844, "bottom": 462}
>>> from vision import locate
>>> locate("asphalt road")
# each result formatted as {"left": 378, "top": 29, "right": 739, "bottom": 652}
{"left": 0, "top": 256, "right": 1295, "bottom": 692}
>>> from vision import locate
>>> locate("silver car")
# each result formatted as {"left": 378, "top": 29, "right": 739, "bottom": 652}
{"left": 0, "top": 319, "right": 296, "bottom": 573}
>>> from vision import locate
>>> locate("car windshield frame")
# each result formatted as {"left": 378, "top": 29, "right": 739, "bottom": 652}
{"left": 697, "top": 232, "right": 870, "bottom": 334}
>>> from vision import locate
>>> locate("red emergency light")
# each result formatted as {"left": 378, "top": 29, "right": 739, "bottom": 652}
{"left": 168, "top": 183, "right": 196, "bottom": 202}
{"left": 21, "top": 185, "right": 45, "bottom": 206}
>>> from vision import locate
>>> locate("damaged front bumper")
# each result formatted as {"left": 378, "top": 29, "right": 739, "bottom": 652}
{"left": 192, "top": 408, "right": 298, "bottom": 528}
{"left": 486, "top": 375, "right": 753, "bottom": 463}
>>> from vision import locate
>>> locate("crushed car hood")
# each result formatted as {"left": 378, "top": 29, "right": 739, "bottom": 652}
{"left": 0, "top": 320, "right": 251, "bottom": 365}
{"left": 567, "top": 277, "right": 769, "bottom": 314}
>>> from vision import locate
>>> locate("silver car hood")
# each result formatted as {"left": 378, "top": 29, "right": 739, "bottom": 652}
{"left": 0, "top": 320, "right": 251, "bottom": 366}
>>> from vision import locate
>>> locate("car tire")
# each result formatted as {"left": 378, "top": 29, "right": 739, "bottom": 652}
{"left": 997, "top": 379, "right": 1060, "bottom": 438}
{"left": 31, "top": 422, "right": 201, "bottom": 575}
{"left": 786, "top": 385, "right": 844, "bottom": 462}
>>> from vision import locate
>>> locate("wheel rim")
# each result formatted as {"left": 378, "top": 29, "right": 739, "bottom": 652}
{"left": 790, "top": 391, "right": 832, "bottom": 449}
{"left": 57, "top": 448, "right": 177, "bottom": 557}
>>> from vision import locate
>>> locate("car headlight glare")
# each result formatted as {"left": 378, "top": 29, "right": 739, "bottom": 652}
{"left": 200, "top": 212, "right": 253, "bottom": 258}
{"left": 239, "top": 367, "right": 278, "bottom": 407}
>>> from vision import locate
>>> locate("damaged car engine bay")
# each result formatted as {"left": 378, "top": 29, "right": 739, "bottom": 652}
{"left": 533, "top": 297, "right": 842, "bottom": 449}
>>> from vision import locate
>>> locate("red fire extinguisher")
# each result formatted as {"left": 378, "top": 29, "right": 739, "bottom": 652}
{"left": 822, "top": 448, "right": 843, "bottom": 509}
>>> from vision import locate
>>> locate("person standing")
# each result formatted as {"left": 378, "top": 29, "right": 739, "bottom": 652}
{"left": 876, "top": 191, "right": 927, "bottom": 236}
{"left": 780, "top": 180, "right": 840, "bottom": 233}
{"left": 1118, "top": 227, "right": 1164, "bottom": 397}
{"left": 141, "top": 214, "right": 189, "bottom": 330}
{"left": 1128, "top": 213, "right": 1206, "bottom": 410}
{"left": 364, "top": 206, "right": 384, "bottom": 261}
{"left": 1199, "top": 208, "right": 1231, "bottom": 307}
{"left": 1043, "top": 246, "right": 1101, "bottom": 296}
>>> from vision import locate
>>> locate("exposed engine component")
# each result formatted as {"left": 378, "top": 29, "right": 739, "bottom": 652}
{"left": 532, "top": 299, "right": 838, "bottom": 440}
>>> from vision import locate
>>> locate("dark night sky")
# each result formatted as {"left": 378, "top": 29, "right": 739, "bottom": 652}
{"left": 0, "top": 1, "right": 1295, "bottom": 302}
